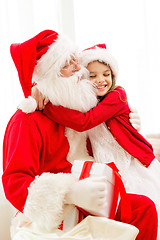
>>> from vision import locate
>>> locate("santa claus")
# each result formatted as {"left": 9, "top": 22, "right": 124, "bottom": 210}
{"left": 2, "top": 30, "right": 158, "bottom": 240}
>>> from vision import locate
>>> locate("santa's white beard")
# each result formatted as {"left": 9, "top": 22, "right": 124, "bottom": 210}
{"left": 36, "top": 67, "right": 98, "bottom": 112}
{"left": 35, "top": 67, "right": 98, "bottom": 163}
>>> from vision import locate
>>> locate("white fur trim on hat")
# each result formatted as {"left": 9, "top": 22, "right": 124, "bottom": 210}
{"left": 34, "top": 35, "right": 78, "bottom": 81}
{"left": 79, "top": 47, "right": 118, "bottom": 79}
{"left": 23, "top": 172, "right": 75, "bottom": 232}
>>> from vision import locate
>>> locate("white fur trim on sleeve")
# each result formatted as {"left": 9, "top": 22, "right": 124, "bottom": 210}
{"left": 23, "top": 172, "right": 75, "bottom": 232}
{"left": 18, "top": 96, "right": 37, "bottom": 113}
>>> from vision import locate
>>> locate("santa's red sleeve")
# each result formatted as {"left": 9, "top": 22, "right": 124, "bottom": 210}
{"left": 2, "top": 114, "right": 41, "bottom": 212}
{"left": 2, "top": 112, "right": 75, "bottom": 231}
{"left": 43, "top": 86, "right": 129, "bottom": 132}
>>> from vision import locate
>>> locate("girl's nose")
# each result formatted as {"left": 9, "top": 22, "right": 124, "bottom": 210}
{"left": 97, "top": 76, "right": 104, "bottom": 83}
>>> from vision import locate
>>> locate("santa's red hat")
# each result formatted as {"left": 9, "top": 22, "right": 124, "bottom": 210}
{"left": 10, "top": 29, "right": 77, "bottom": 98}
{"left": 79, "top": 44, "right": 118, "bottom": 79}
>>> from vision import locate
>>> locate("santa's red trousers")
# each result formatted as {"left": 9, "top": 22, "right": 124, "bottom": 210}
{"left": 115, "top": 193, "right": 158, "bottom": 240}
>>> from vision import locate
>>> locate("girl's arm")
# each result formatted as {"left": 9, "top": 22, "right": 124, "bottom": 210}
{"left": 43, "top": 87, "right": 129, "bottom": 132}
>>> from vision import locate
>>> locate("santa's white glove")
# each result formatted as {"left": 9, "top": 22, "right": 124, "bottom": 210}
{"left": 65, "top": 176, "right": 107, "bottom": 213}
{"left": 129, "top": 107, "right": 141, "bottom": 132}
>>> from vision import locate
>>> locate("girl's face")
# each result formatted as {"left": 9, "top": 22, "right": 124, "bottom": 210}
{"left": 87, "top": 61, "right": 112, "bottom": 97}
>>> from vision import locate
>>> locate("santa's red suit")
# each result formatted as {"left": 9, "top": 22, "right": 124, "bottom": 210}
{"left": 3, "top": 109, "right": 72, "bottom": 212}
{"left": 2, "top": 30, "right": 158, "bottom": 240}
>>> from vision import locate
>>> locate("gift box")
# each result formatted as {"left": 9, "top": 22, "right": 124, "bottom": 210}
{"left": 71, "top": 160, "right": 117, "bottom": 218}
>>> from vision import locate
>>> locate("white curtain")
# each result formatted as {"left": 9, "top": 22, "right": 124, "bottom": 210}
{"left": 1, "top": 0, "right": 160, "bottom": 172}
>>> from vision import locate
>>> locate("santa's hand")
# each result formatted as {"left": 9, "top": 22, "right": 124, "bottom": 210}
{"left": 31, "top": 86, "right": 49, "bottom": 110}
{"left": 129, "top": 107, "right": 141, "bottom": 132}
{"left": 65, "top": 176, "right": 107, "bottom": 212}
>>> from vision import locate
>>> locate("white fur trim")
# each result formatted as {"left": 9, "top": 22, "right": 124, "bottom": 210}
{"left": 34, "top": 35, "right": 78, "bottom": 81}
{"left": 79, "top": 47, "right": 118, "bottom": 79}
{"left": 23, "top": 172, "right": 75, "bottom": 232}
{"left": 18, "top": 96, "right": 37, "bottom": 113}
{"left": 11, "top": 212, "right": 31, "bottom": 238}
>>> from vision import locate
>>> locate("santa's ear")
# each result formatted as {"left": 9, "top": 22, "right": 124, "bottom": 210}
{"left": 18, "top": 96, "right": 37, "bottom": 113}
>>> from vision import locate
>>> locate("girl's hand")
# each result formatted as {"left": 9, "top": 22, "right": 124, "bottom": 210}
{"left": 31, "top": 86, "right": 49, "bottom": 110}
{"left": 129, "top": 107, "right": 141, "bottom": 132}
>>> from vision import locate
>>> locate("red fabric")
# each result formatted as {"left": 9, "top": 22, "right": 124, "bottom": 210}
{"left": 79, "top": 161, "right": 93, "bottom": 180}
{"left": 84, "top": 43, "right": 107, "bottom": 51}
{"left": 43, "top": 86, "right": 155, "bottom": 167}
{"left": 2, "top": 109, "right": 71, "bottom": 212}
{"left": 86, "top": 137, "right": 93, "bottom": 156}
{"left": 10, "top": 30, "right": 58, "bottom": 98}
{"left": 106, "top": 162, "right": 132, "bottom": 221}
{"left": 115, "top": 194, "right": 158, "bottom": 240}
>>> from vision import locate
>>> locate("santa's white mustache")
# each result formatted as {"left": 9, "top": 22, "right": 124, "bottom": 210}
{"left": 90, "top": 82, "right": 98, "bottom": 89}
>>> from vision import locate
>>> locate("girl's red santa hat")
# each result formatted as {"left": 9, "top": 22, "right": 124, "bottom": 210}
{"left": 79, "top": 44, "right": 118, "bottom": 79}
{"left": 10, "top": 29, "right": 77, "bottom": 99}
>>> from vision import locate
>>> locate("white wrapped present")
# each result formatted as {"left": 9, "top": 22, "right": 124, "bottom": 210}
{"left": 62, "top": 161, "right": 131, "bottom": 232}
{"left": 71, "top": 160, "right": 117, "bottom": 218}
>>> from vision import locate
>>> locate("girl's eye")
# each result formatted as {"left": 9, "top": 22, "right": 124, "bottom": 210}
{"left": 89, "top": 75, "right": 96, "bottom": 78}
{"left": 104, "top": 74, "right": 110, "bottom": 77}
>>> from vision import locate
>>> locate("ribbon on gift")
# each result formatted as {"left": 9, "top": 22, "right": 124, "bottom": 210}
{"left": 107, "top": 162, "right": 132, "bottom": 222}
{"left": 77, "top": 161, "right": 132, "bottom": 223}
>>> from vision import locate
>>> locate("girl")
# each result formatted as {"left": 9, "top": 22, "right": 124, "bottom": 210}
{"left": 33, "top": 44, "right": 160, "bottom": 237}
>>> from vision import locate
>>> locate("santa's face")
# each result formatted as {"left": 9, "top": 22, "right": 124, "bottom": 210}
{"left": 60, "top": 56, "right": 81, "bottom": 77}
{"left": 87, "top": 61, "right": 113, "bottom": 97}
